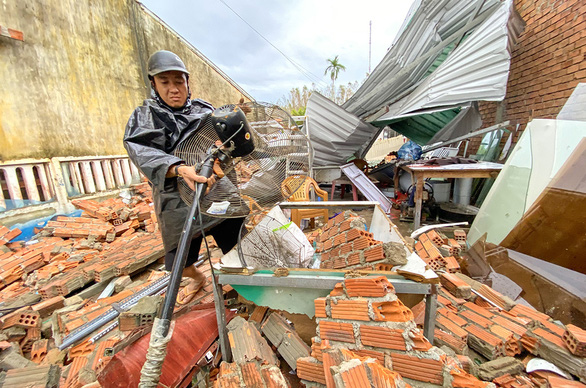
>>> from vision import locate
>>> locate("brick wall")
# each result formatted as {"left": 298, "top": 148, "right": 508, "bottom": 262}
{"left": 470, "top": 0, "right": 586, "bottom": 155}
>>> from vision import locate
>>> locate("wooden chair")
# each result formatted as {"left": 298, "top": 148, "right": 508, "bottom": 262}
{"left": 281, "top": 175, "right": 329, "bottom": 229}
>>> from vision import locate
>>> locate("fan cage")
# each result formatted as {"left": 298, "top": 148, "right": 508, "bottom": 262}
{"left": 174, "top": 102, "right": 311, "bottom": 219}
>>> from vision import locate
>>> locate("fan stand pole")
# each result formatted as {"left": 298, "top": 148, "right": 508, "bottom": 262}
{"left": 139, "top": 160, "right": 216, "bottom": 387}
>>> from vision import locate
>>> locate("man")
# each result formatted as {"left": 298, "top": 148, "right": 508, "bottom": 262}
{"left": 124, "top": 50, "right": 245, "bottom": 301}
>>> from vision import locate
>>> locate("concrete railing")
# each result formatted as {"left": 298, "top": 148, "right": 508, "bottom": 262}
{"left": 0, "top": 155, "right": 142, "bottom": 217}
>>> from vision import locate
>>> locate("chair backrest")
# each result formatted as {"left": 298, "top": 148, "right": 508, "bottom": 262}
{"left": 281, "top": 175, "right": 327, "bottom": 202}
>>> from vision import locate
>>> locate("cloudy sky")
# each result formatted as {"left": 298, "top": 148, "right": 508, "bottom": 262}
{"left": 140, "top": 0, "right": 416, "bottom": 104}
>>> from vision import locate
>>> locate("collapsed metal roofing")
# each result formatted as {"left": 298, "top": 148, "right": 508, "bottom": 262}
{"left": 306, "top": 92, "right": 379, "bottom": 166}
{"left": 341, "top": 0, "right": 524, "bottom": 144}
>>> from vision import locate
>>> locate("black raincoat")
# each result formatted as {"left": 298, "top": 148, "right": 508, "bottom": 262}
{"left": 123, "top": 91, "right": 224, "bottom": 252}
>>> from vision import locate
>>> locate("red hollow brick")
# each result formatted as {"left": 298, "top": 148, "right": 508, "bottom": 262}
{"left": 330, "top": 299, "right": 370, "bottom": 321}
{"left": 345, "top": 276, "right": 395, "bottom": 298}
{"left": 390, "top": 353, "right": 444, "bottom": 385}
{"left": 563, "top": 324, "right": 586, "bottom": 357}
{"left": 360, "top": 325, "right": 406, "bottom": 350}
{"left": 314, "top": 298, "right": 327, "bottom": 318}
{"left": 364, "top": 243, "right": 385, "bottom": 263}
{"left": 319, "top": 321, "right": 355, "bottom": 343}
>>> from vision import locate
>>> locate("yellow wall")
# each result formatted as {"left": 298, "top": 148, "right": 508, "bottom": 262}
{"left": 0, "top": 0, "right": 252, "bottom": 161}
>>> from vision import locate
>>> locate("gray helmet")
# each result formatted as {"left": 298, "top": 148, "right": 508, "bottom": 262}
{"left": 147, "top": 50, "right": 190, "bottom": 77}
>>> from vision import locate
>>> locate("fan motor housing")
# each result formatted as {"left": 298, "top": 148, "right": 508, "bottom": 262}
{"left": 211, "top": 105, "right": 255, "bottom": 158}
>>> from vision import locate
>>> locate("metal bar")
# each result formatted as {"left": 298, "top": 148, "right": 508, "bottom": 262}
{"left": 278, "top": 201, "right": 378, "bottom": 209}
{"left": 423, "top": 284, "right": 438, "bottom": 342}
{"left": 212, "top": 275, "right": 231, "bottom": 362}
{"left": 340, "top": 163, "right": 393, "bottom": 213}
{"left": 423, "top": 121, "right": 510, "bottom": 154}
{"left": 59, "top": 274, "right": 170, "bottom": 350}
{"left": 216, "top": 273, "right": 431, "bottom": 295}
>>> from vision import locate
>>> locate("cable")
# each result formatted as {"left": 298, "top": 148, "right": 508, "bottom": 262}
{"left": 216, "top": 0, "right": 328, "bottom": 88}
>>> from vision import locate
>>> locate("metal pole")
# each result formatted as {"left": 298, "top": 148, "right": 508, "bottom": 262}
{"left": 139, "top": 158, "right": 215, "bottom": 387}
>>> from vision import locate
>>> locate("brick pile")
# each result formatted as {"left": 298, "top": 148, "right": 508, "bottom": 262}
{"left": 317, "top": 211, "right": 407, "bottom": 271}
{"left": 409, "top": 273, "right": 586, "bottom": 385}
{"left": 0, "top": 183, "right": 238, "bottom": 386}
{"left": 414, "top": 229, "right": 463, "bottom": 273}
{"left": 214, "top": 316, "right": 290, "bottom": 387}
{"left": 297, "top": 276, "right": 491, "bottom": 387}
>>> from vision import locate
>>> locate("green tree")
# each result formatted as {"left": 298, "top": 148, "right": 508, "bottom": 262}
{"left": 324, "top": 55, "right": 346, "bottom": 94}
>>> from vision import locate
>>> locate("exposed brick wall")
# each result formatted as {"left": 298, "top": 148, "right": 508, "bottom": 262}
{"left": 470, "top": 0, "right": 586, "bottom": 155}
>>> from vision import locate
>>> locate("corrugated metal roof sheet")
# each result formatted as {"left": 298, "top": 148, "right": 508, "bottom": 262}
{"left": 306, "top": 92, "right": 379, "bottom": 166}
{"left": 343, "top": 0, "right": 524, "bottom": 121}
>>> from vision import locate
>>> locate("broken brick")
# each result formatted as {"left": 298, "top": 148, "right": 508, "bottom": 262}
{"left": 371, "top": 299, "right": 414, "bottom": 322}
{"left": 344, "top": 276, "right": 395, "bottom": 298}
{"left": 30, "top": 339, "right": 49, "bottom": 364}
{"left": 440, "top": 272, "right": 472, "bottom": 299}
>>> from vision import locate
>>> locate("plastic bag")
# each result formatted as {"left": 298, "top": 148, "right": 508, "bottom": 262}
{"left": 397, "top": 140, "right": 423, "bottom": 161}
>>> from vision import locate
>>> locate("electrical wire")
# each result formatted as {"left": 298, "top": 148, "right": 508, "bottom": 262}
{"left": 216, "top": 0, "right": 328, "bottom": 88}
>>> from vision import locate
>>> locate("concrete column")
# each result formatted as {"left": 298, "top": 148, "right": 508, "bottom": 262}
{"left": 129, "top": 159, "right": 141, "bottom": 183}
{"left": 120, "top": 158, "right": 133, "bottom": 186}
{"left": 80, "top": 161, "right": 96, "bottom": 194}
{"left": 0, "top": 177, "right": 6, "bottom": 211}
{"left": 20, "top": 166, "right": 41, "bottom": 203}
{"left": 49, "top": 158, "right": 75, "bottom": 213}
{"left": 1, "top": 167, "right": 23, "bottom": 207}
{"left": 36, "top": 164, "right": 54, "bottom": 201}
{"left": 91, "top": 161, "right": 107, "bottom": 191}
{"left": 102, "top": 160, "right": 115, "bottom": 189}
{"left": 111, "top": 159, "right": 125, "bottom": 188}
{"left": 72, "top": 162, "right": 85, "bottom": 195}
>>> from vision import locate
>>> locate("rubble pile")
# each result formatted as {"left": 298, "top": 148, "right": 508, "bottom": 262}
{"left": 317, "top": 211, "right": 407, "bottom": 271}
{"left": 0, "top": 183, "right": 226, "bottom": 386}
{"left": 298, "top": 275, "right": 488, "bottom": 387}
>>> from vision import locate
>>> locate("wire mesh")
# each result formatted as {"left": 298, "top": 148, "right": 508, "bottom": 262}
{"left": 174, "top": 102, "right": 310, "bottom": 218}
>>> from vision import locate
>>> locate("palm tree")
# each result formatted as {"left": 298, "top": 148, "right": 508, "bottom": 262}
{"left": 324, "top": 55, "right": 346, "bottom": 93}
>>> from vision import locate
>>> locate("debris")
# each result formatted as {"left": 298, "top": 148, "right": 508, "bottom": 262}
{"left": 476, "top": 356, "right": 525, "bottom": 381}
{"left": 261, "top": 311, "right": 310, "bottom": 370}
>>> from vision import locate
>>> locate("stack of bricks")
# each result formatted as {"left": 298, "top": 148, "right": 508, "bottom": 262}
{"left": 414, "top": 229, "right": 462, "bottom": 273}
{"left": 45, "top": 216, "right": 114, "bottom": 241}
{"left": 297, "top": 276, "right": 492, "bottom": 387}
{"left": 0, "top": 225, "right": 21, "bottom": 246}
{"left": 421, "top": 280, "right": 586, "bottom": 384}
{"left": 317, "top": 211, "right": 399, "bottom": 271}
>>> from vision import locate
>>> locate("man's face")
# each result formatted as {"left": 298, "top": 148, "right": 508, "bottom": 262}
{"left": 152, "top": 71, "right": 188, "bottom": 108}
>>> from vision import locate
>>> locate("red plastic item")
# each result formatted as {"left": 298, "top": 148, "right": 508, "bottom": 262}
{"left": 98, "top": 307, "right": 234, "bottom": 387}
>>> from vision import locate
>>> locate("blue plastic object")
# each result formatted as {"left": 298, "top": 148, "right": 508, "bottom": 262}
{"left": 397, "top": 140, "right": 423, "bottom": 161}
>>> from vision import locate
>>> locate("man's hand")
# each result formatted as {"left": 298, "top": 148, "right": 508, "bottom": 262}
{"left": 176, "top": 165, "right": 207, "bottom": 191}
{"left": 176, "top": 164, "right": 222, "bottom": 195}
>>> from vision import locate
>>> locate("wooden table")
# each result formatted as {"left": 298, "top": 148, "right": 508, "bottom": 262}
{"left": 399, "top": 162, "right": 504, "bottom": 229}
